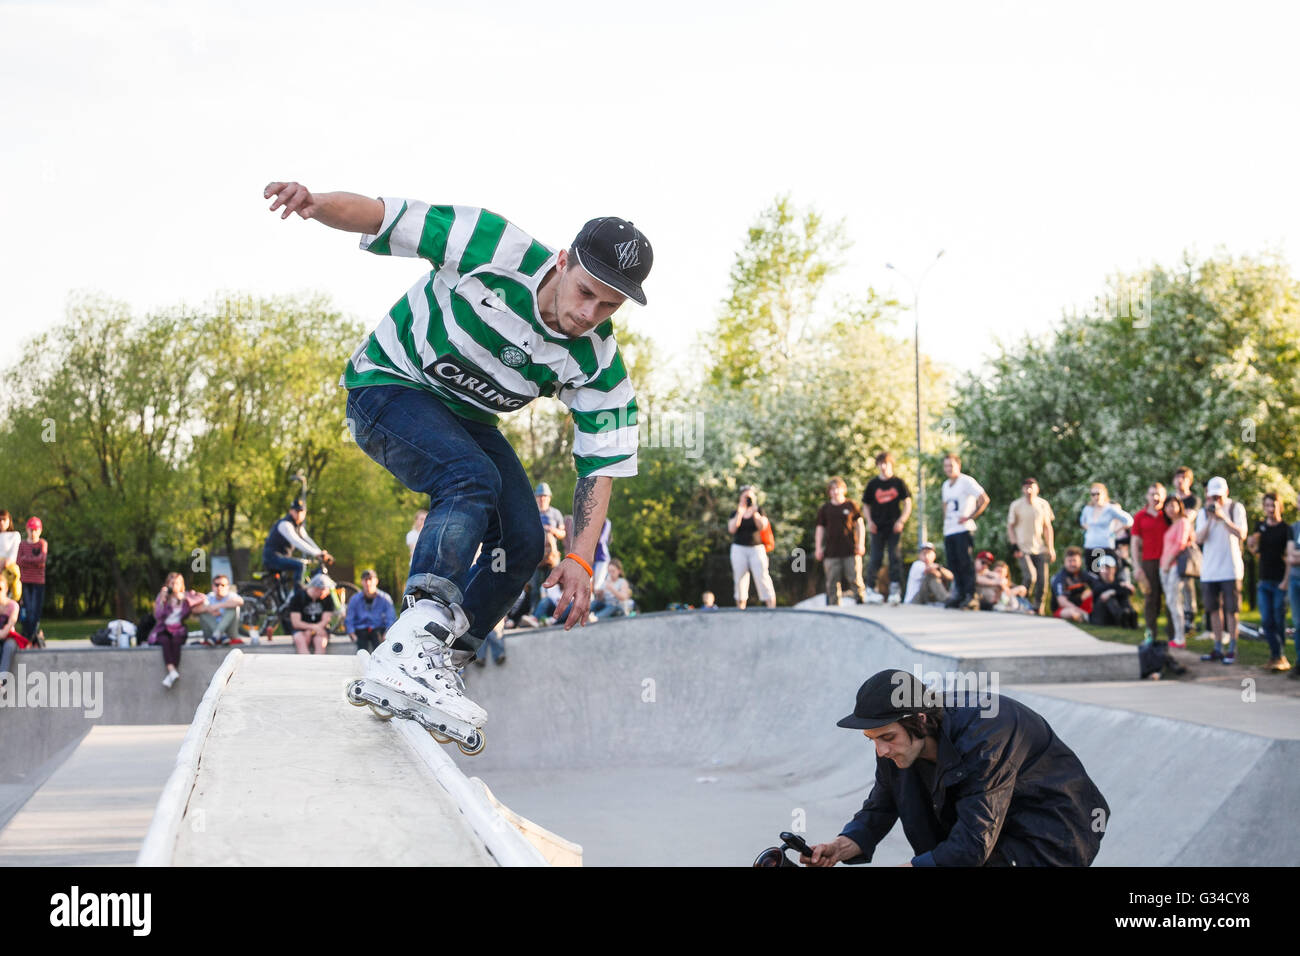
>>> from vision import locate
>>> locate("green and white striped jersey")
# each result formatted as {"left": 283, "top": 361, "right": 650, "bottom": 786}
{"left": 340, "top": 198, "right": 638, "bottom": 479}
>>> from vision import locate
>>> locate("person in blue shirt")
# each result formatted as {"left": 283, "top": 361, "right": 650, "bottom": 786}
{"left": 345, "top": 570, "right": 397, "bottom": 653}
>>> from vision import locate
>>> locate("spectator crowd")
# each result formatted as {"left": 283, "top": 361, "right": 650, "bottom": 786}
{"left": 801, "top": 456, "right": 1296, "bottom": 677}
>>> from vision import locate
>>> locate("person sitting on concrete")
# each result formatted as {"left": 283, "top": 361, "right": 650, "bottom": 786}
{"left": 345, "top": 569, "right": 397, "bottom": 654}
{"left": 801, "top": 669, "right": 1109, "bottom": 866}
{"left": 904, "top": 543, "right": 953, "bottom": 605}
{"left": 990, "top": 561, "right": 1034, "bottom": 613}
{"left": 195, "top": 574, "right": 246, "bottom": 645}
{"left": 591, "top": 559, "right": 634, "bottom": 619}
{"left": 288, "top": 573, "right": 335, "bottom": 655}
{"left": 150, "top": 573, "right": 207, "bottom": 689}
{"left": 1049, "top": 547, "right": 1093, "bottom": 623}
{"left": 974, "top": 550, "right": 1001, "bottom": 610}
{"left": 0, "top": 574, "right": 26, "bottom": 686}
{"left": 1086, "top": 555, "right": 1137, "bottom": 628}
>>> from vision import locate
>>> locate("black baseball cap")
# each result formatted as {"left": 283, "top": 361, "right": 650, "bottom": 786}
{"left": 836, "top": 669, "right": 930, "bottom": 730}
{"left": 572, "top": 217, "right": 653, "bottom": 306}
{"left": 290, "top": 499, "right": 306, "bottom": 511}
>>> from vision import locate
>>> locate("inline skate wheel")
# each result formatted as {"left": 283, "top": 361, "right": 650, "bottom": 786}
{"left": 428, "top": 729, "right": 452, "bottom": 744}
{"left": 345, "top": 679, "right": 367, "bottom": 707}
{"left": 457, "top": 730, "right": 486, "bottom": 756}
{"left": 368, "top": 703, "right": 395, "bottom": 721}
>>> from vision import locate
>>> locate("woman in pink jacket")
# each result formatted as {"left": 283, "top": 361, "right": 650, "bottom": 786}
{"left": 1159, "top": 497, "right": 1195, "bottom": 648}
{"left": 149, "top": 573, "right": 206, "bottom": 689}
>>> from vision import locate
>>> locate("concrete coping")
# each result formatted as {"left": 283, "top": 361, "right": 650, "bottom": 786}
{"left": 136, "top": 648, "right": 243, "bottom": 866}
{"left": 353, "top": 651, "right": 551, "bottom": 868}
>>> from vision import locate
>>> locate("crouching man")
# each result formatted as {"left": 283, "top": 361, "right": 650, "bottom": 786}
{"left": 804, "top": 669, "right": 1109, "bottom": 866}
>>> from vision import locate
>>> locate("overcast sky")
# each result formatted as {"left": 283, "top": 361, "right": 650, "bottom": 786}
{"left": 4, "top": 0, "right": 1297, "bottom": 379}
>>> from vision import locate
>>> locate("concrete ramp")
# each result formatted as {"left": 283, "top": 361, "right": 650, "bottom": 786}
{"left": 453, "top": 609, "right": 1299, "bottom": 866}
{"left": 138, "top": 651, "right": 551, "bottom": 867}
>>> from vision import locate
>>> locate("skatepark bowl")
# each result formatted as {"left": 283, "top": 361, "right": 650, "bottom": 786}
{"left": 2, "top": 606, "right": 1297, "bottom": 866}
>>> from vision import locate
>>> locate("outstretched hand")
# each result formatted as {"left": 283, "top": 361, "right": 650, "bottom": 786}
{"left": 265, "top": 181, "right": 317, "bottom": 220}
{"left": 543, "top": 557, "right": 594, "bottom": 631}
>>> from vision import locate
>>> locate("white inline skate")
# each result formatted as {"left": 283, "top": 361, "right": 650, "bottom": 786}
{"left": 344, "top": 597, "right": 488, "bottom": 756}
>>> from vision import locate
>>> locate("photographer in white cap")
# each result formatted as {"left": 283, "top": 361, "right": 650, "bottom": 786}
{"left": 1195, "top": 476, "right": 1248, "bottom": 664}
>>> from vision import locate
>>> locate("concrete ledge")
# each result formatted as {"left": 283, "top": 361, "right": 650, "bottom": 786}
{"left": 1, "top": 643, "right": 357, "bottom": 784}
{"left": 792, "top": 600, "right": 1139, "bottom": 681}
{"left": 136, "top": 650, "right": 243, "bottom": 866}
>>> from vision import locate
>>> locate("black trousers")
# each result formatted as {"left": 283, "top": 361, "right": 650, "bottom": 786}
{"left": 354, "top": 627, "right": 385, "bottom": 653}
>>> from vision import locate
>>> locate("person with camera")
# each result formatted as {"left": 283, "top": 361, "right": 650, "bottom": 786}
{"left": 149, "top": 573, "right": 207, "bottom": 689}
{"left": 1195, "top": 477, "right": 1248, "bottom": 665}
{"left": 801, "top": 669, "right": 1108, "bottom": 866}
{"left": 727, "top": 485, "right": 776, "bottom": 609}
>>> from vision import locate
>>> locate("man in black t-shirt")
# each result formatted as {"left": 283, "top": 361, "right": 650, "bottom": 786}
{"left": 815, "top": 477, "right": 866, "bottom": 605}
{"left": 1247, "top": 493, "right": 1292, "bottom": 671}
{"left": 862, "top": 452, "right": 912, "bottom": 605}
{"left": 288, "top": 573, "right": 335, "bottom": 655}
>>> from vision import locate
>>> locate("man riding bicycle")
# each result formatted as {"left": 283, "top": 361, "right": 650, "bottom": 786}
{"left": 262, "top": 499, "right": 334, "bottom": 583}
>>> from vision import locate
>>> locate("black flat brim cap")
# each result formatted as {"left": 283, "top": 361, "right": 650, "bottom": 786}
{"left": 836, "top": 669, "right": 930, "bottom": 729}
{"left": 574, "top": 246, "right": 648, "bottom": 306}
{"left": 572, "top": 217, "right": 652, "bottom": 306}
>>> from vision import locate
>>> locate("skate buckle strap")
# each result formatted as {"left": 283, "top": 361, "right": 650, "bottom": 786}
{"left": 422, "top": 620, "right": 456, "bottom": 647}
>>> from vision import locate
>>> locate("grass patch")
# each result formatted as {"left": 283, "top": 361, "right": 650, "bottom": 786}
{"left": 32, "top": 618, "right": 110, "bottom": 642}
{"left": 1072, "top": 608, "right": 1275, "bottom": 667}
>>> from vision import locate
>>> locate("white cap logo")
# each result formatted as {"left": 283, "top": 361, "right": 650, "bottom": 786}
{"left": 615, "top": 238, "right": 640, "bottom": 270}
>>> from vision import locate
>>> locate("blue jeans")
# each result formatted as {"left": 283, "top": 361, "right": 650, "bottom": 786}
{"left": 262, "top": 552, "right": 305, "bottom": 583}
{"left": 1258, "top": 580, "right": 1287, "bottom": 659}
{"left": 19, "top": 583, "right": 44, "bottom": 639}
{"left": 1288, "top": 577, "right": 1300, "bottom": 656}
{"left": 867, "top": 530, "right": 904, "bottom": 589}
{"left": 476, "top": 627, "right": 506, "bottom": 662}
{"left": 346, "top": 385, "right": 543, "bottom": 651}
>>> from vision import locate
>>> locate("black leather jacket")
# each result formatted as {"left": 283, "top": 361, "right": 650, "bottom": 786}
{"left": 840, "top": 694, "right": 1109, "bottom": 866}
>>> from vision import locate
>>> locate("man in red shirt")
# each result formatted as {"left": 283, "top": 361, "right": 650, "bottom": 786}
{"left": 1130, "top": 484, "right": 1171, "bottom": 643}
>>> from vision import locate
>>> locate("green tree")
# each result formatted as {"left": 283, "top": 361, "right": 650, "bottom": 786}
{"left": 950, "top": 252, "right": 1300, "bottom": 556}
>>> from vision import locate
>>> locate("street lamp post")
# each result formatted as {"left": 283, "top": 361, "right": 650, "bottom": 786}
{"left": 886, "top": 251, "right": 945, "bottom": 555}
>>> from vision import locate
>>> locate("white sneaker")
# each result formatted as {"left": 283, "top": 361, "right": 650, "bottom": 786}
{"left": 366, "top": 600, "right": 485, "bottom": 726}
{"left": 865, "top": 591, "right": 885, "bottom": 605}
{"left": 887, "top": 585, "right": 902, "bottom": 606}
{"left": 162, "top": 671, "right": 178, "bottom": 689}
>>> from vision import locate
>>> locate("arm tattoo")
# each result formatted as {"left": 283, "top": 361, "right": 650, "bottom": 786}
{"left": 573, "top": 476, "right": 599, "bottom": 542}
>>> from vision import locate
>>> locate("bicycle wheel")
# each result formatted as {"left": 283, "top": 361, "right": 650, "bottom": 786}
{"left": 236, "top": 584, "right": 271, "bottom": 635}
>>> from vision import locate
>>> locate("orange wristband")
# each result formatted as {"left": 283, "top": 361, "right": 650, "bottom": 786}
{"left": 564, "top": 553, "right": 594, "bottom": 577}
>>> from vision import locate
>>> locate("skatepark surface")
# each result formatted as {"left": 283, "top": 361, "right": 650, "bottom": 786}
{"left": 5, "top": 606, "right": 1297, "bottom": 866}
{"left": 452, "top": 608, "right": 1299, "bottom": 866}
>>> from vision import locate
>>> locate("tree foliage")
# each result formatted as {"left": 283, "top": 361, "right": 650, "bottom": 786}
{"left": 949, "top": 252, "right": 1300, "bottom": 555}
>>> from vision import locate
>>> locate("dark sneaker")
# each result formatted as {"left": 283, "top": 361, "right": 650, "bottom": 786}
{"left": 473, "top": 657, "right": 486, "bottom": 668}
{"left": 1201, "top": 649, "right": 1223, "bottom": 662}
{"left": 1222, "top": 655, "right": 1235, "bottom": 665}
{"left": 495, "top": 654, "right": 507, "bottom": 666}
